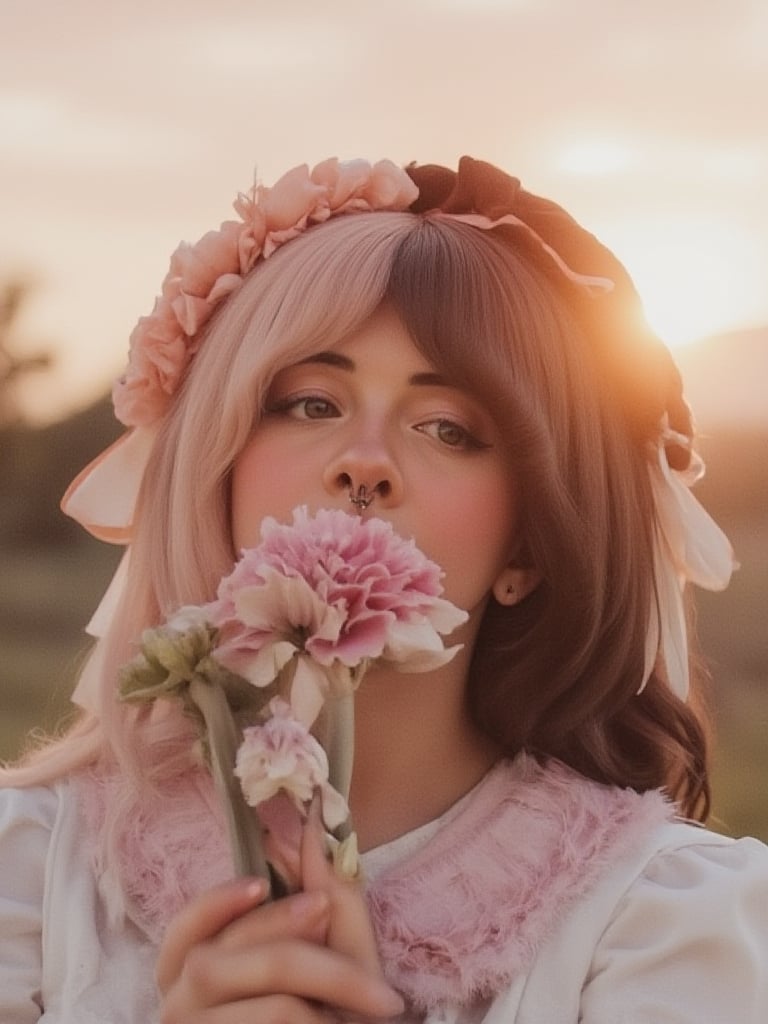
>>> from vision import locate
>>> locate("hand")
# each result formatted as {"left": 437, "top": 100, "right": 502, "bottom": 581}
{"left": 156, "top": 826, "right": 404, "bottom": 1023}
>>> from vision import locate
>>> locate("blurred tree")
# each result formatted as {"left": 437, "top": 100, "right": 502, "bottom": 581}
{"left": 0, "top": 392, "right": 120, "bottom": 546}
{"left": 0, "top": 278, "right": 53, "bottom": 426}
{"left": 0, "top": 276, "right": 121, "bottom": 545}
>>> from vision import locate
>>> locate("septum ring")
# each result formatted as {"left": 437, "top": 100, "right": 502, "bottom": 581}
{"left": 349, "top": 484, "right": 376, "bottom": 512}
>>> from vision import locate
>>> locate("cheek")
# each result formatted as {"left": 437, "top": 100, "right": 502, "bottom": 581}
{"left": 420, "top": 473, "right": 519, "bottom": 606}
{"left": 442, "top": 466, "right": 518, "bottom": 551}
{"left": 230, "top": 442, "right": 307, "bottom": 549}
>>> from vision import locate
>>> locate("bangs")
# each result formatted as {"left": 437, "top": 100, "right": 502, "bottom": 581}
{"left": 385, "top": 217, "right": 594, "bottom": 475}
{"left": 207, "top": 212, "right": 590, "bottom": 467}
{"left": 179, "top": 211, "right": 419, "bottom": 464}
{"left": 225, "top": 211, "right": 418, "bottom": 408}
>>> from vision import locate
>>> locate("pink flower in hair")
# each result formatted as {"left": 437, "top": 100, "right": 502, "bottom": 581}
{"left": 258, "top": 165, "right": 327, "bottom": 233}
{"left": 165, "top": 222, "right": 243, "bottom": 301}
{"left": 310, "top": 157, "right": 417, "bottom": 215}
{"left": 208, "top": 506, "right": 468, "bottom": 725}
{"left": 113, "top": 158, "right": 418, "bottom": 427}
{"left": 115, "top": 301, "right": 189, "bottom": 423}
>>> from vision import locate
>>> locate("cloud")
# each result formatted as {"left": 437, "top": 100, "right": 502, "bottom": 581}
{"left": 170, "top": 20, "right": 358, "bottom": 76}
{"left": 0, "top": 89, "right": 200, "bottom": 171}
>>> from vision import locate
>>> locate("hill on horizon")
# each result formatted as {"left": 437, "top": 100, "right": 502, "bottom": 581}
{"left": 674, "top": 324, "right": 768, "bottom": 431}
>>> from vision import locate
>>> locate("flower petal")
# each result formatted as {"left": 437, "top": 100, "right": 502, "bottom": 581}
{"left": 320, "top": 781, "right": 351, "bottom": 832}
{"left": 289, "top": 656, "right": 330, "bottom": 727}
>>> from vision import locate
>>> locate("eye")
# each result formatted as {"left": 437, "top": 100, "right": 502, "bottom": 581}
{"left": 267, "top": 394, "right": 340, "bottom": 420}
{"left": 416, "top": 418, "right": 490, "bottom": 451}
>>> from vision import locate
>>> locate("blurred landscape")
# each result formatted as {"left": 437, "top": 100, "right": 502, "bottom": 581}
{"left": 1, "top": 306, "right": 766, "bottom": 841}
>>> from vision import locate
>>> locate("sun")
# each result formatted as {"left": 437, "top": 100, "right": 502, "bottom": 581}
{"left": 599, "top": 216, "right": 764, "bottom": 349}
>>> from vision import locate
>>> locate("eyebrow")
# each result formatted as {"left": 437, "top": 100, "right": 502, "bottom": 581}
{"left": 297, "top": 352, "right": 449, "bottom": 388}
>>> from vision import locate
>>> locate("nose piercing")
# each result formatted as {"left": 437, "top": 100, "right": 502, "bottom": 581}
{"left": 348, "top": 484, "right": 376, "bottom": 512}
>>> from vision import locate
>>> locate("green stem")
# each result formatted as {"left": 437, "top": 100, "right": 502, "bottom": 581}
{"left": 325, "top": 692, "right": 355, "bottom": 842}
{"left": 188, "top": 675, "right": 273, "bottom": 894}
{"left": 326, "top": 692, "right": 355, "bottom": 799}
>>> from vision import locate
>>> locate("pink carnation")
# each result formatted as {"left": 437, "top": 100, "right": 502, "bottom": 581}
{"left": 208, "top": 507, "right": 468, "bottom": 724}
{"left": 114, "top": 159, "right": 419, "bottom": 427}
{"left": 235, "top": 697, "right": 348, "bottom": 830}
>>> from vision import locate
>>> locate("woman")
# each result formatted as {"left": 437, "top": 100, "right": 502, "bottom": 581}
{"left": 2, "top": 156, "right": 766, "bottom": 1022}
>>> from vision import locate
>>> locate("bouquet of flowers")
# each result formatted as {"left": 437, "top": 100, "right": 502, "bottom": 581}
{"left": 119, "top": 507, "right": 468, "bottom": 898}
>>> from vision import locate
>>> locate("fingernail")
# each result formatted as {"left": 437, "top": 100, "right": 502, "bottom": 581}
{"left": 242, "top": 877, "right": 267, "bottom": 903}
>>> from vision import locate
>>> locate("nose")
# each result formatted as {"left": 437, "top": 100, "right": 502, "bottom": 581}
{"left": 322, "top": 435, "right": 403, "bottom": 512}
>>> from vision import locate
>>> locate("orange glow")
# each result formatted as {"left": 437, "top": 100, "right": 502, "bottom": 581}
{"left": 621, "top": 221, "right": 765, "bottom": 349}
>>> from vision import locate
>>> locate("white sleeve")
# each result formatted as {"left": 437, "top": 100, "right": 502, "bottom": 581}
{"left": 0, "top": 785, "right": 58, "bottom": 1024}
{"left": 580, "top": 834, "right": 768, "bottom": 1023}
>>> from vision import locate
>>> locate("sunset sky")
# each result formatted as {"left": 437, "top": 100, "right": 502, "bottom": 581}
{"left": 2, "top": 0, "right": 766, "bottom": 422}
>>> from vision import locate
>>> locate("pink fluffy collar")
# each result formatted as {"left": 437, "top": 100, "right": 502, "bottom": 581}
{"left": 367, "top": 755, "right": 672, "bottom": 1010}
{"left": 79, "top": 755, "right": 672, "bottom": 1011}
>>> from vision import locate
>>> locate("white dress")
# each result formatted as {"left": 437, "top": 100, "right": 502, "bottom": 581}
{"left": 1, "top": 771, "right": 767, "bottom": 1023}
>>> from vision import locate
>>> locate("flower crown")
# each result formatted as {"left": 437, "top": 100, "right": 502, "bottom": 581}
{"left": 112, "top": 156, "right": 621, "bottom": 429}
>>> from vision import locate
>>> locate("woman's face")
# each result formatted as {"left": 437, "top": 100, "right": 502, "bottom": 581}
{"left": 231, "top": 304, "right": 520, "bottom": 621}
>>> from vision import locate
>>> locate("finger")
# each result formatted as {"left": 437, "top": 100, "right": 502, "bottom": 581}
{"left": 156, "top": 877, "right": 268, "bottom": 993}
{"left": 263, "top": 815, "right": 303, "bottom": 889}
{"left": 168, "top": 938, "right": 405, "bottom": 1019}
{"left": 217, "top": 888, "right": 330, "bottom": 952}
{"left": 301, "top": 802, "right": 383, "bottom": 978}
{"left": 300, "top": 793, "right": 336, "bottom": 892}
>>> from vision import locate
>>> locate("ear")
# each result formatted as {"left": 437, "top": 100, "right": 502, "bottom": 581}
{"left": 492, "top": 565, "right": 541, "bottom": 606}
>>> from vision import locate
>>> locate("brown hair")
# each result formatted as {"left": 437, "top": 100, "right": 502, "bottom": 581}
{"left": 384, "top": 216, "right": 709, "bottom": 817}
